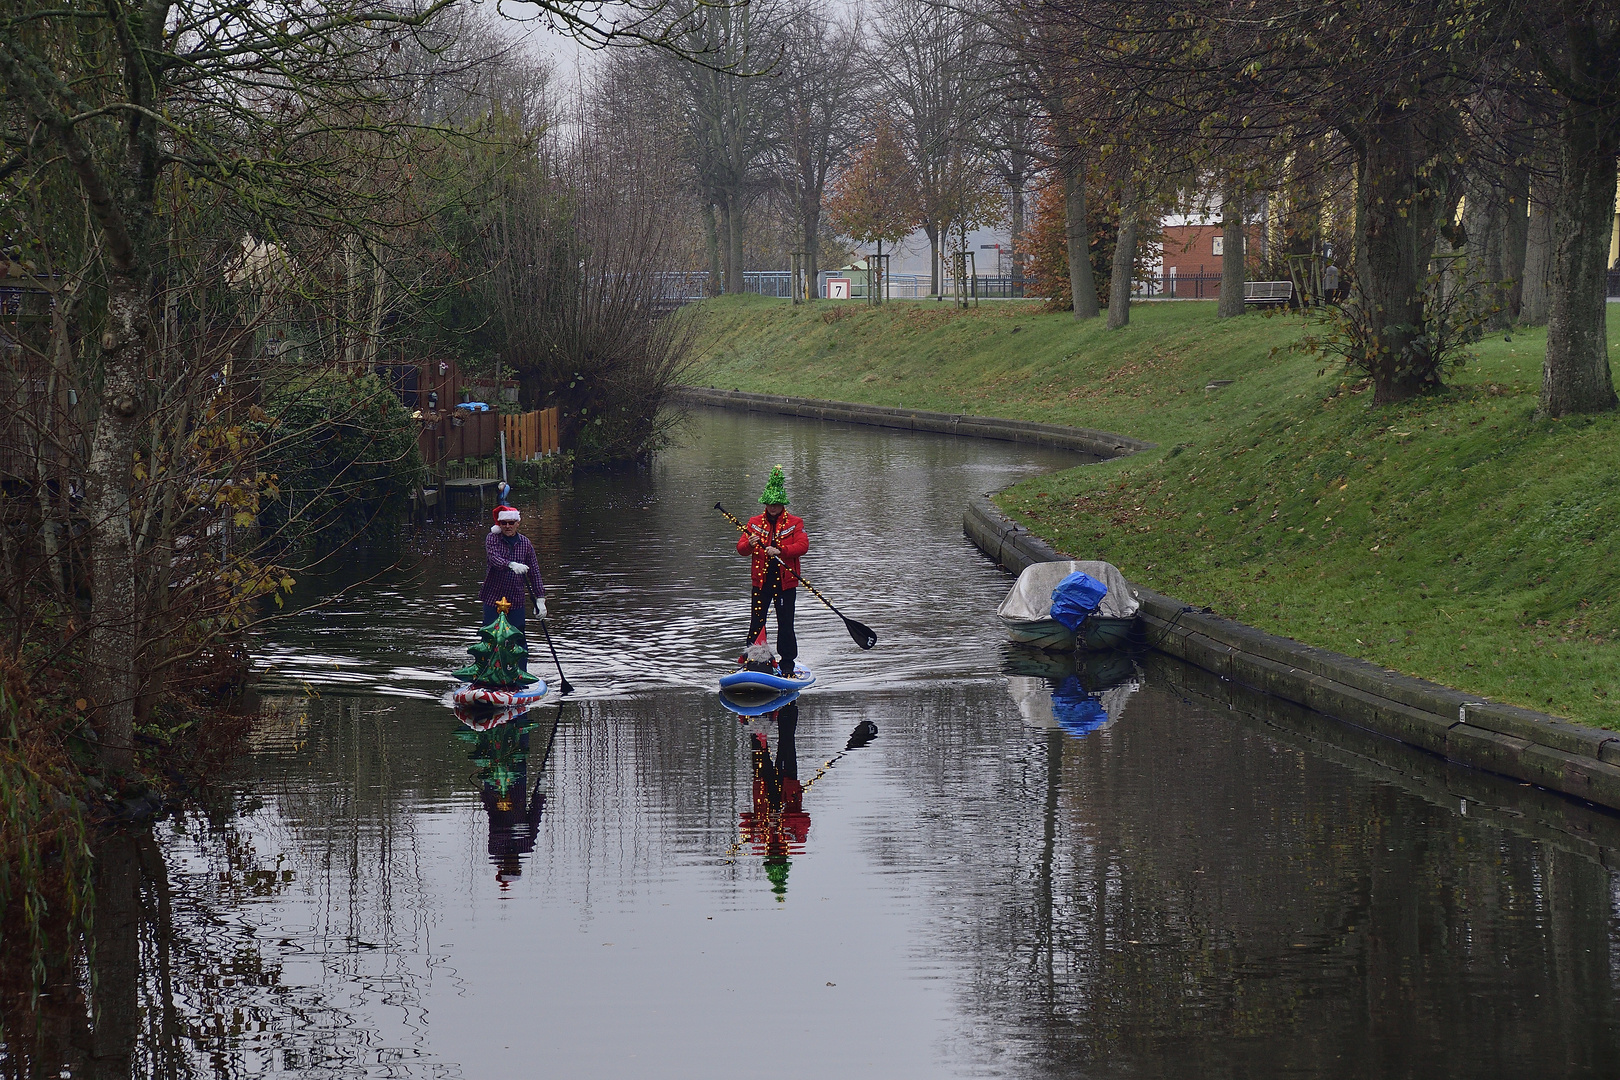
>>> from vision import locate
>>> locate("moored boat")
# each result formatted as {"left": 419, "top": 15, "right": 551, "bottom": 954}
{"left": 996, "top": 560, "right": 1141, "bottom": 652}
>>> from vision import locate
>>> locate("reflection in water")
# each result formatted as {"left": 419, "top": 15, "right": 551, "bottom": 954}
{"left": 740, "top": 705, "right": 810, "bottom": 899}
{"left": 736, "top": 706, "right": 883, "bottom": 901}
{"left": 8, "top": 408, "right": 1620, "bottom": 1078}
{"left": 456, "top": 703, "right": 561, "bottom": 885}
{"left": 1004, "top": 645, "right": 1141, "bottom": 738}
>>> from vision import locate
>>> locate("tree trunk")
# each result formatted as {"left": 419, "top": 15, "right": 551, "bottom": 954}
{"left": 803, "top": 204, "right": 821, "bottom": 297}
{"left": 1010, "top": 182, "right": 1026, "bottom": 292}
{"left": 1354, "top": 113, "right": 1436, "bottom": 404}
{"left": 1499, "top": 161, "right": 1531, "bottom": 324}
{"left": 343, "top": 235, "right": 361, "bottom": 367}
{"left": 718, "top": 198, "right": 734, "bottom": 295}
{"left": 1218, "top": 178, "right": 1247, "bottom": 318}
{"left": 1064, "top": 155, "right": 1099, "bottom": 319}
{"left": 1108, "top": 178, "right": 1137, "bottom": 329}
{"left": 1462, "top": 170, "right": 1513, "bottom": 329}
{"left": 86, "top": 271, "right": 145, "bottom": 772}
{"left": 361, "top": 256, "right": 386, "bottom": 368}
{"left": 728, "top": 195, "right": 745, "bottom": 296}
{"left": 1541, "top": 106, "right": 1618, "bottom": 417}
{"left": 1520, "top": 176, "right": 1553, "bottom": 326}
{"left": 703, "top": 201, "right": 721, "bottom": 297}
{"left": 925, "top": 224, "right": 940, "bottom": 296}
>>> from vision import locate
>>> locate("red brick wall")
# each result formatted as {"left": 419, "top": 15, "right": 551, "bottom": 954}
{"left": 1160, "top": 223, "right": 1264, "bottom": 277}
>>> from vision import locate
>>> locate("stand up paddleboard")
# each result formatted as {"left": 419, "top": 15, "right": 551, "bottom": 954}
{"left": 452, "top": 680, "right": 548, "bottom": 708}
{"left": 719, "top": 662, "right": 815, "bottom": 695}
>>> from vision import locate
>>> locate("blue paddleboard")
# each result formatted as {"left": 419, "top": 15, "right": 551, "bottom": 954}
{"left": 718, "top": 663, "right": 816, "bottom": 694}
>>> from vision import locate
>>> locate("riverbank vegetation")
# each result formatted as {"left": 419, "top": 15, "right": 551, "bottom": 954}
{"left": 690, "top": 296, "right": 1620, "bottom": 728}
{"left": 0, "top": 0, "right": 705, "bottom": 1003}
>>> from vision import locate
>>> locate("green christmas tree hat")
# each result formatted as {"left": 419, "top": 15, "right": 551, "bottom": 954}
{"left": 758, "top": 464, "right": 789, "bottom": 506}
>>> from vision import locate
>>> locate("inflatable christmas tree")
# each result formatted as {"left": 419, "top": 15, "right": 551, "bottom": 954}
{"left": 454, "top": 598, "right": 539, "bottom": 689}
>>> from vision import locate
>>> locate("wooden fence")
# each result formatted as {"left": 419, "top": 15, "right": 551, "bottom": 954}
{"left": 501, "top": 407, "right": 562, "bottom": 460}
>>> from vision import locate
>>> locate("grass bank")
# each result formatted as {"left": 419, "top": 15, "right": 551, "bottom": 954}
{"left": 688, "top": 294, "right": 1620, "bottom": 729}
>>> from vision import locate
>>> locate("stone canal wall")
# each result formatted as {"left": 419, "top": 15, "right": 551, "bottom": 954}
{"left": 682, "top": 385, "right": 1620, "bottom": 813}
{"left": 965, "top": 496, "right": 1620, "bottom": 812}
{"left": 673, "top": 386, "right": 1155, "bottom": 458}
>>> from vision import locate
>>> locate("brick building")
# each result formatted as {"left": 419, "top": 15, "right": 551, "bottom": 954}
{"left": 1157, "top": 210, "right": 1264, "bottom": 278}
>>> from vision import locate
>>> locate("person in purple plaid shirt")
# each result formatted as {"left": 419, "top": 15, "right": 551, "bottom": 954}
{"left": 481, "top": 505, "right": 545, "bottom": 670}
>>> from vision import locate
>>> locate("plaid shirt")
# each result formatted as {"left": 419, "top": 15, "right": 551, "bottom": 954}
{"left": 480, "top": 531, "right": 544, "bottom": 606}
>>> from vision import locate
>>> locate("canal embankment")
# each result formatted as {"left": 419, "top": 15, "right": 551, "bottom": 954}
{"left": 684, "top": 294, "right": 1620, "bottom": 730}
{"left": 680, "top": 295, "right": 1620, "bottom": 808}
{"left": 676, "top": 386, "right": 1620, "bottom": 810}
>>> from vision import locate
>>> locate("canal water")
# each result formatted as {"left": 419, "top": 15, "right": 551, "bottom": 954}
{"left": 9, "top": 406, "right": 1620, "bottom": 1078}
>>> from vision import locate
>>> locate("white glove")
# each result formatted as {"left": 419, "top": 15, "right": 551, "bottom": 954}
{"left": 508, "top": 561, "right": 528, "bottom": 575}
{"left": 534, "top": 597, "right": 547, "bottom": 619}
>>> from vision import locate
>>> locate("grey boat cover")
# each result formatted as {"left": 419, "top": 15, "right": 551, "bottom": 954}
{"left": 995, "top": 560, "right": 1141, "bottom": 622}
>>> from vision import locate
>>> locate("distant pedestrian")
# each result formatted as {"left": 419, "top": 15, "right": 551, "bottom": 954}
{"left": 1322, "top": 262, "right": 1341, "bottom": 304}
{"left": 481, "top": 505, "right": 546, "bottom": 669}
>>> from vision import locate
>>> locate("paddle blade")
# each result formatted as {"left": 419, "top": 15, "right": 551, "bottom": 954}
{"left": 844, "top": 617, "right": 878, "bottom": 650}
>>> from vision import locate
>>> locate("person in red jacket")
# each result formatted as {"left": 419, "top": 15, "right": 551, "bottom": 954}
{"left": 736, "top": 465, "right": 809, "bottom": 676}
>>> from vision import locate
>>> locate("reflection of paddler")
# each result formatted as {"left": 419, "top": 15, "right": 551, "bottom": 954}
{"left": 739, "top": 703, "right": 810, "bottom": 898}
{"left": 485, "top": 774, "right": 546, "bottom": 886}
{"left": 460, "top": 705, "right": 561, "bottom": 886}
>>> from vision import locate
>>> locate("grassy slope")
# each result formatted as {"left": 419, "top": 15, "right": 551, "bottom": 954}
{"left": 688, "top": 294, "right": 1620, "bottom": 728}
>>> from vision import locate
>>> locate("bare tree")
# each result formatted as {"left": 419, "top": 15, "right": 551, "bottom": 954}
{"left": 976, "top": 18, "right": 1043, "bottom": 292}
{"left": 667, "top": 0, "right": 785, "bottom": 294}
{"left": 876, "top": 0, "right": 993, "bottom": 295}
{"left": 484, "top": 76, "right": 701, "bottom": 461}
{"left": 771, "top": 3, "right": 865, "bottom": 292}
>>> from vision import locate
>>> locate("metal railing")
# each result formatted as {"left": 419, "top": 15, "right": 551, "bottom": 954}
{"left": 656, "top": 270, "right": 1037, "bottom": 304}
{"left": 655, "top": 271, "right": 795, "bottom": 301}
{"left": 1132, "top": 273, "right": 1225, "bottom": 299}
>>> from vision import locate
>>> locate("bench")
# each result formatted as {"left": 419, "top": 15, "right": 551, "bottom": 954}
{"left": 1243, "top": 280, "right": 1293, "bottom": 306}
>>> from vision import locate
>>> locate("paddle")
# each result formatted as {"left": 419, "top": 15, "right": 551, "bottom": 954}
{"left": 714, "top": 502, "right": 878, "bottom": 650}
{"left": 533, "top": 600, "right": 575, "bottom": 695}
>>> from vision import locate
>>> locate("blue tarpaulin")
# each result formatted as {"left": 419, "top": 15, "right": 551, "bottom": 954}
{"left": 1049, "top": 572, "right": 1109, "bottom": 632}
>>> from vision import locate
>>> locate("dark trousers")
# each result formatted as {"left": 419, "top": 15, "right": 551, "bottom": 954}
{"left": 482, "top": 601, "right": 529, "bottom": 671}
{"left": 747, "top": 585, "right": 797, "bottom": 668}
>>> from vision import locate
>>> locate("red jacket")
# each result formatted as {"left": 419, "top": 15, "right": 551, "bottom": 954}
{"left": 736, "top": 510, "right": 809, "bottom": 589}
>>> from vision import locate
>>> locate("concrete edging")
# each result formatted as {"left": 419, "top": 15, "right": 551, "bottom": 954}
{"left": 674, "top": 386, "right": 1156, "bottom": 459}
{"left": 681, "top": 383, "right": 1620, "bottom": 812}
{"left": 965, "top": 496, "right": 1620, "bottom": 812}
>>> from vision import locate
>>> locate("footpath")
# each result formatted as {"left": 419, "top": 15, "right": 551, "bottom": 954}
{"left": 679, "top": 383, "right": 1620, "bottom": 814}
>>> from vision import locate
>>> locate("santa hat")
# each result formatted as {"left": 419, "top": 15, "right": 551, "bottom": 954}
{"left": 490, "top": 505, "right": 521, "bottom": 532}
